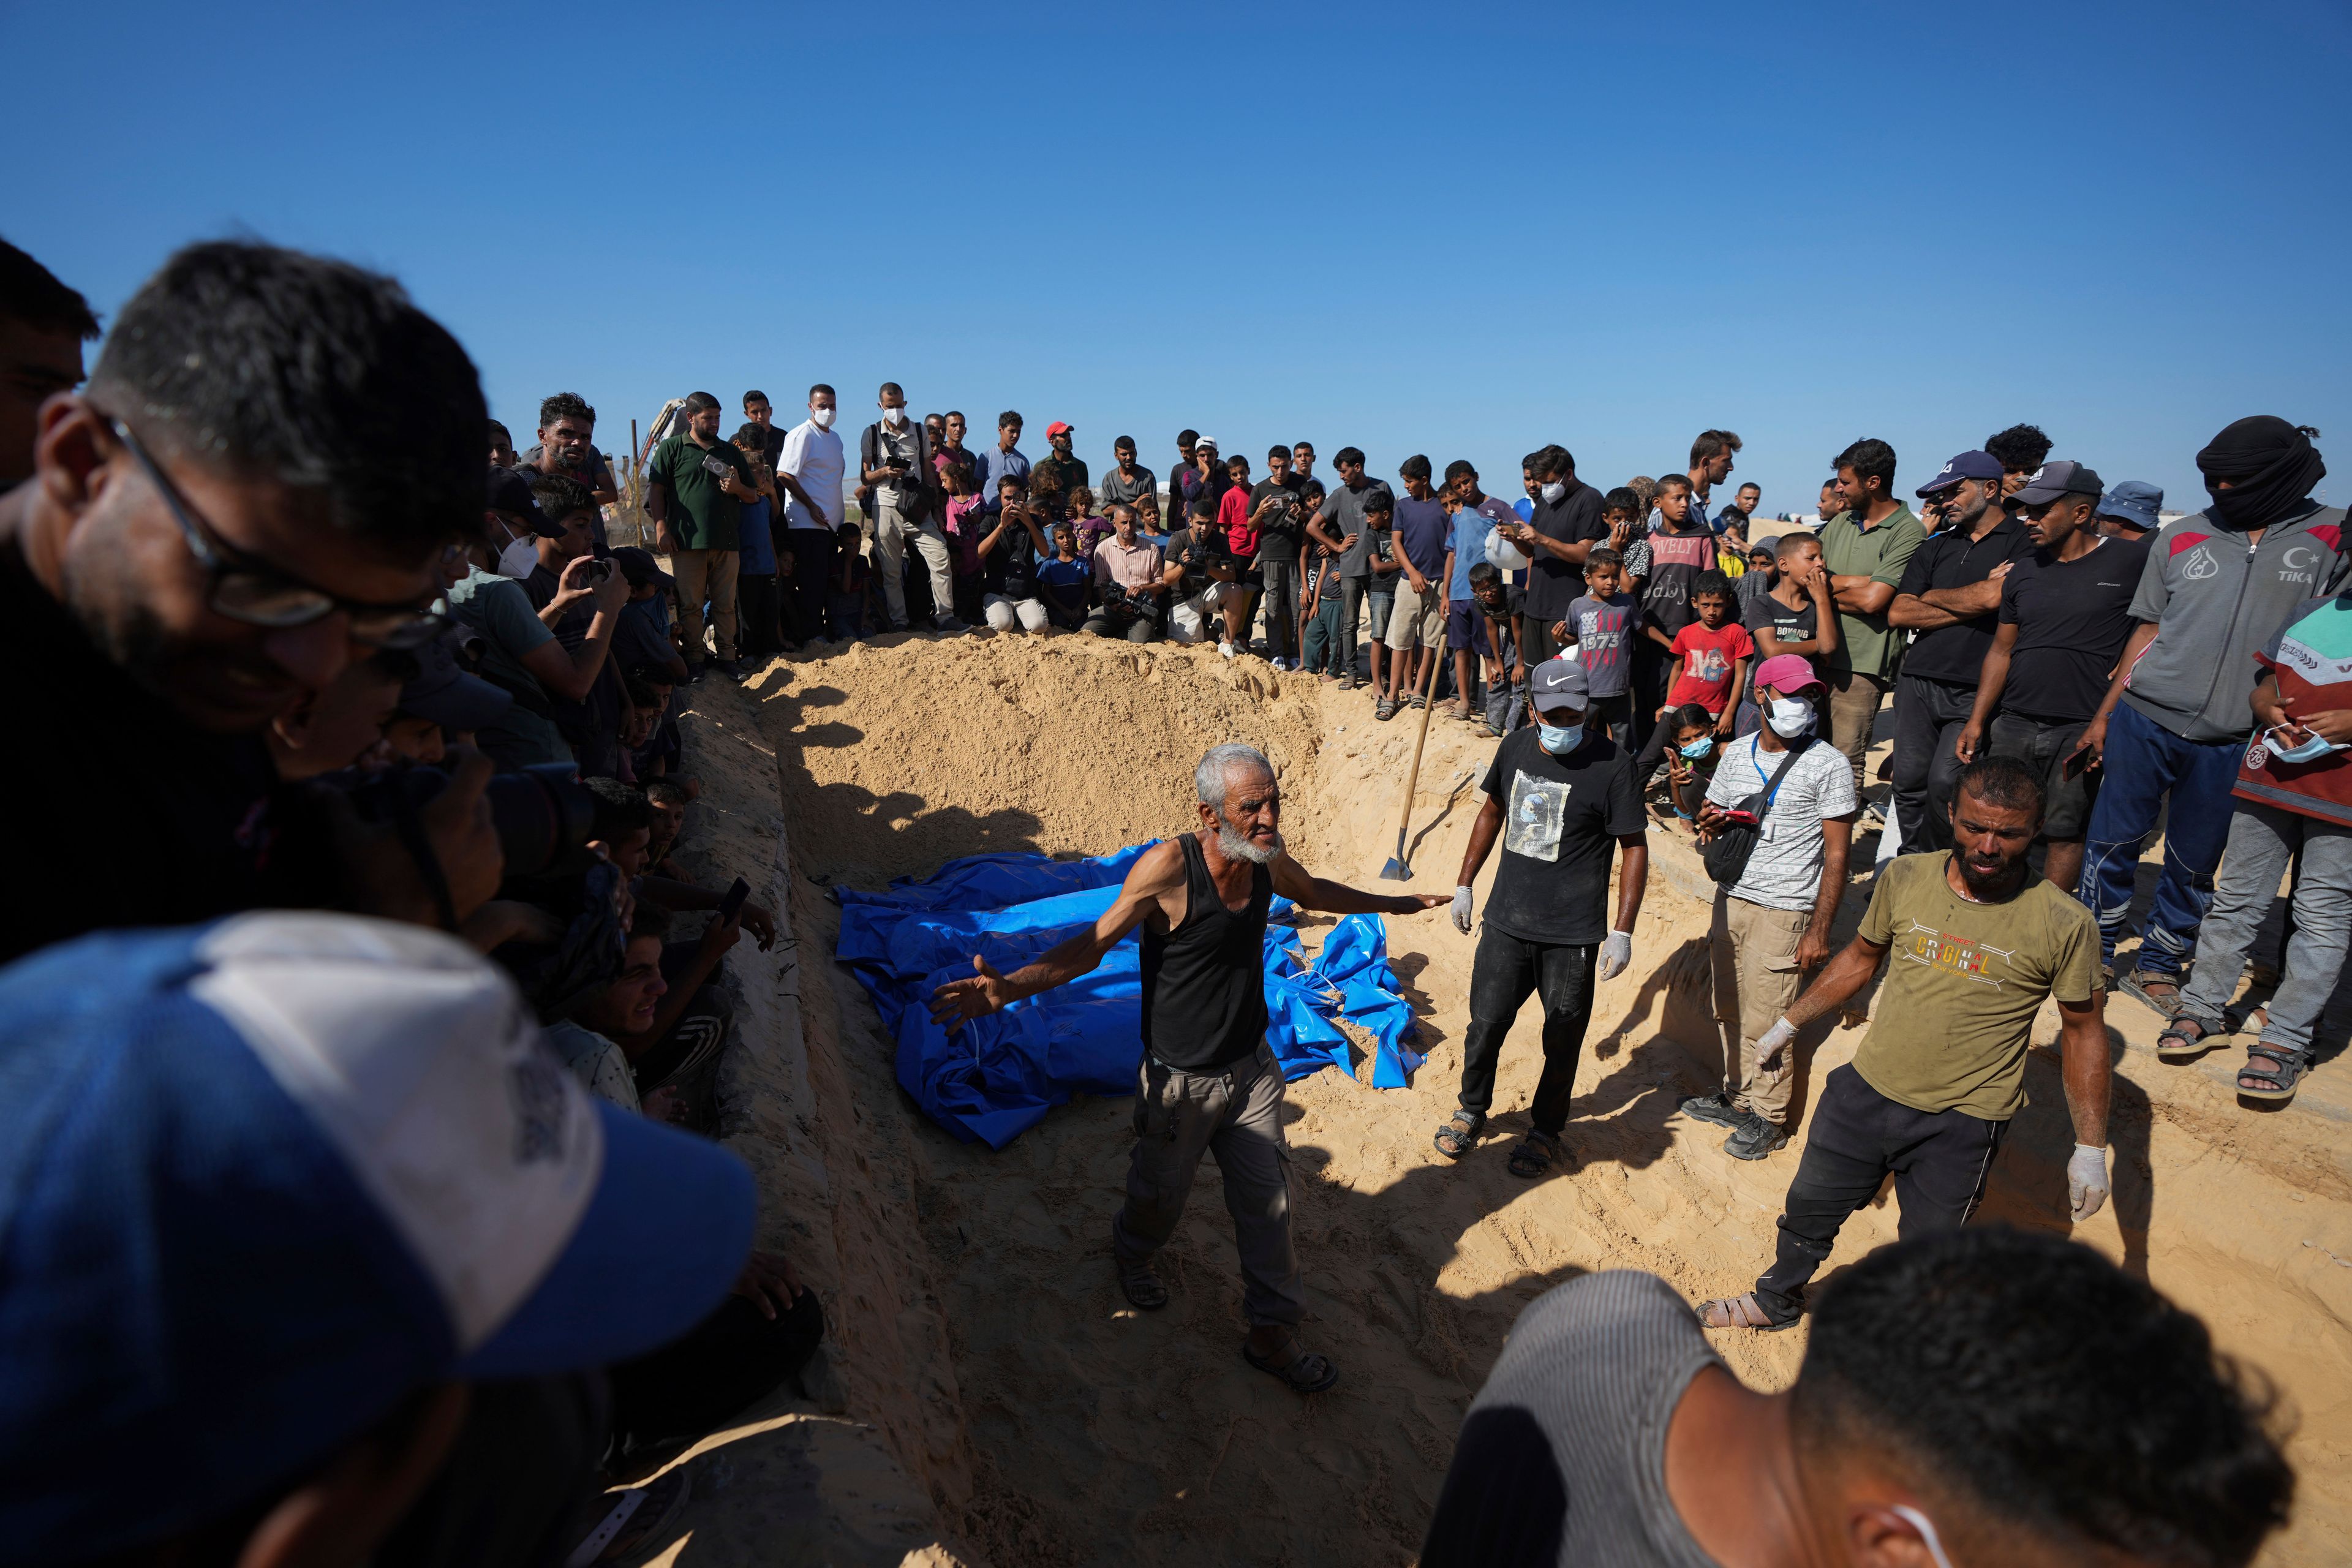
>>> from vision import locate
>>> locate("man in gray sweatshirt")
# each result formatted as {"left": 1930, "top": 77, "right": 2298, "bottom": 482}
{"left": 2070, "top": 421, "right": 2345, "bottom": 1012}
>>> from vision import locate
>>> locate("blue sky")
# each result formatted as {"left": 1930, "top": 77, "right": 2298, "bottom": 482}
{"left": 7, "top": 2, "right": 2348, "bottom": 518}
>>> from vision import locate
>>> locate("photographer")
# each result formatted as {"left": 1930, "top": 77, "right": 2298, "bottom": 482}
{"left": 0, "top": 240, "right": 493, "bottom": 961}
{"left": 1164, "top": 497, "right": 1249, "bottom": 651}
{"left": 521, "top": 470, "right": 632, "bottom": 775}
{"left": 1087, "top": 502, "right": 1167, "bottom": 642}
{"left": 979, "top": 472, "right": 1054, "bottom": 635}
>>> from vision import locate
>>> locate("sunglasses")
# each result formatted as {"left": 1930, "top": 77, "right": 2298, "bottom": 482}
{"left": 110, "top": 417, "right": 446, "bottom": 649}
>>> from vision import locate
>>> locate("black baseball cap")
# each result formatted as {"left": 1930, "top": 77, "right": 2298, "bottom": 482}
{"left": 2012, "top": 461, "right": 2104, "bottom": 505}
{"left": 609, "top": 546, "right": 673, "bottom": 590}
{"left": 486, "top": 466, "right": 560, "bottom": 538}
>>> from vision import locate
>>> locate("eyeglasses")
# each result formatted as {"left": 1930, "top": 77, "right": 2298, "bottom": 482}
{"left": 108, "top": 417, "right": 446, "bottom": 649}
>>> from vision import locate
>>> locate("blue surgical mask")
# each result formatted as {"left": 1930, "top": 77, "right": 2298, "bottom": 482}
{"left": 1678, "top": 736, "right": 1715, "bottom": 760}
{"left": 2268, "top": 726, "right": 2345, "bottom": 764}
{"left": 1538, "top": 722, "right": 1583, "bottom": 755}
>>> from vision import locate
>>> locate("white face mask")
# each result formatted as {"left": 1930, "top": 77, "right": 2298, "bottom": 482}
{"left": 812, "top": 406, "right": 836, "bottom": 430}
{"left": 882, "top": 405, "right": 906, "bottom": 427}
{"left": 492, "top": 524, "right": 540, "bottom": 581}
{"left": 1767, "top": 696, "right": 1817, "bottom": 738}
{"left": 1540, "top": 481, "right": 1567, "bottom": 503}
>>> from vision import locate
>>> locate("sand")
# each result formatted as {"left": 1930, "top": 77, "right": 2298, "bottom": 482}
{"left": 640, "top": 629, "right": 2352, "bottom": 1567}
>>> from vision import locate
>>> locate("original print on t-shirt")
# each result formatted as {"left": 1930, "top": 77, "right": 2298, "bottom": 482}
{"left": 1505, "top": 773, "right": 1571, "bottom": 862}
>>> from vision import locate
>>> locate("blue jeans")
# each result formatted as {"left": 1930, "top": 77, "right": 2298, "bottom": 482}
{"left": 2078, "top": 701, "right": 2244, "bottom": 975}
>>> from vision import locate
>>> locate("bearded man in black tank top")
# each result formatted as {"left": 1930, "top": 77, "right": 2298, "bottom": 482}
{"left": 931, "top": 743, "right": 1446, "bottom": 1394}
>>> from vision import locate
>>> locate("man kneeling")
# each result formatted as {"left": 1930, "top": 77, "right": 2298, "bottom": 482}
{"left": 930, "top": 743, "right": 1444, "bottom": 1393}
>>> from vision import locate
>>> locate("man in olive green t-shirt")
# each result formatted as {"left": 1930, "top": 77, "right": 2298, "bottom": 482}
{"left": 647, "top": 390, "right": 756, "bottom": 679}
{"left": 1814, "top": 437, "right": 1925, "bottom": 797}
{"left": 1696, "top": 757, "right": 2112, "bottom": 1331}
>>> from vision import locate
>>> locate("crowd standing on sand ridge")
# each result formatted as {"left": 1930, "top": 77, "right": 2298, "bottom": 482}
{"left": 0, "top": 231, "right": 2329, "bottom": 1566}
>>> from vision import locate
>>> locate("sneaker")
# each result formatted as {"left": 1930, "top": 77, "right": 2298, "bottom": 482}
{"left": 932, "top": 614, "right": 971, "bottom": 635}
{"left": 1218, "top": 640, "right": 1238, "bottom": 660}
{"left": 685, "top": 663, "right": 707, "bottom": 684}
{"left": 1677, "top": 1090, "right": 1741, "bottom": 1129}
{"left": 1724, "top": 1112, "right": 1789, "bottom": 1161}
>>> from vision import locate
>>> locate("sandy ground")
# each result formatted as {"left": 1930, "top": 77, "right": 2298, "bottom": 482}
{"left": 655, "top": 628, "right": 2351, "bottom": 1566}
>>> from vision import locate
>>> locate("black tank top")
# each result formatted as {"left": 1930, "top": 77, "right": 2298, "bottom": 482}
{"left": 1140, "top": 832, "right": 1271, "bottom": 1072}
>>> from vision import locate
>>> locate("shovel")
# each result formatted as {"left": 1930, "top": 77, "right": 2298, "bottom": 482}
{"left": 1380, "top": 645, "right": 1447, "bottom": 880}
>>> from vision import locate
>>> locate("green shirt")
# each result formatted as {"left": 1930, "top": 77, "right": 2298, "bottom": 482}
{"left": 1034, "top": 451, "right": 1088, "bottom": 497}
{"left": 1852, "top": 851, "right": 2099, "bottom": 1121}
{"left": 650, "top": 433, "right": 752, "bottom": 551}
{"left": 1817, "top": 503, "right": 1924, "bottom": 679}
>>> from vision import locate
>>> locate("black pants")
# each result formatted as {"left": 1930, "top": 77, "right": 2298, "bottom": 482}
{"left": 785, "top": 527, "right": 834, "bottom": 643}
{"left": 1258, "top": 559, "right": 1300, "bottom": 662}
{"left": 377, "top": 1374, "right": 606, "bottom": 1568}
{"left": 1630, "top": 694, "right": 1711, "bottom": 784}
{"left": 736, "top": 572, "right": 780, "bottom": 658}
{"left": 1630, "top": 639, "right": 1674, "bottom": 753}
{"left": 1455, "top": 926, "right": 1597, "bottom": 1135}
{"left": 1338, "top": 575, "right": 1368, "bottom": 678}
{"left": 1084, "top": 603, "right": 1162, "bottom": 643}
{"left": 1891, "top": 674, "right": 1976, "bottom": 852}
{"left": 608, "top": 1291, "right": 826, "bottom": 1460}
{"left": 1753, "top": 1065, "right": 2007, "bottom": 1321}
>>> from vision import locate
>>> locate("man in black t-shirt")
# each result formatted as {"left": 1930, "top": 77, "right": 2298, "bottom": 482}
{"left": 1248, "top": 445, "right": 1307, "bottom": 668}
{"left": 1956, "top": 464, "right": 2147, "bottom": 896}
{"left": 1436, "top": 659, "right": 1649, "bottom": 1176}
{"left": 1163, "top": 499, "right": 1248, "bottom": 650}
{"left": 1887, "top": 450, "right": 2035, "bottom": 851}
{"left": 1494, "top": 445, "right": 1608, "bottom": 665}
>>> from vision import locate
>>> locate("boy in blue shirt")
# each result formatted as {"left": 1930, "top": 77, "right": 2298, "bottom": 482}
{"left": 732, "top": 424, "right": 782, "bottom": 657}
{"left": 1559, "top": 548, "right": 1637, "bottom": 747}
{"left": 1037, "top": 520, "right": 1091, "bottom": 631}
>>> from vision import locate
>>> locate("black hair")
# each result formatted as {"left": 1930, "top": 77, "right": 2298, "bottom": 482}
{"left": 527, "top": 471, "right": 595, "bottom": 526}
{"left": 1833, "top": 437, "right": 1897, "bottom": 492}
{"left": 1443, "top": 459, "right": 1477, "bottom": 486}
{"left": 1777, "top": 530, "right": 1822, "bottom": 558}
{"left": 1955, "top": 754, "right": 2046, "bottom": 821}
{"left": 88, "top": 241, "right": 483, "bottom": 554}
{"left": 1531, "top": 443, "right": 1574, "bottom": 481}
{"left": 743, "top": 389, "right": 769, "bottom": 407}
{"left": 835, "top": 520, "right": 860, "bottom": 541}
{"left": 538, "top": 392, "right": 594, "bottom": 429}
{"left": 1362, "top": 489, "right": 1394, "bottom": 516}
{"left": 1293, "top": 440, "right": 1314, "bottom": 453}
{"left": 1300, "top": 479, "right": 1326, "bottom": 502}
{"left": 585, "top": 775, "right": 653, "bottom": 842}
{"left": 1795, "top": 1228, "right": 2291, "bottom": 1568}
{"left": 1115, "top": 434, "right": 1136, "bottom": 451}
{"left": 0, "top": 236, "right": 100, "bottom": 337}
{"left": 807, "top": 383, "right": 833, "bottom": 401}
{"left": 1656, "top": 472, "right": 1693, "bottom": 496}
{"left": 1668, "top": 703, "right": 1714, "bottom": 735}
{"left": 878, "top": 381, "right": 903, "bottom": 400}
{"left": 1689, "top": 429, "right": 1743, "bottom": 467}
{"left": 1000, "top": 473, "right": 1027, "bottom": 493}
{"left": 643, "top": 775, "right": 690, "bottom": 805}
{"left": 1602, "top": 486, "right": 1641, "bottom": 515}
{"left": 1467, "top": 561, "right": 1502, "bottom": 587}
{"left": 627, "top": 662, "right": 676, "bottom": 687}
{"left": 488, "top": 419, "right": 511, "bottom": 448}
{"left": 998, "top": 410, "right": 1022, "bottom": 429}
{"left": 1585, "top": 547, "right": 1623, "bottom": 572}
{"left": 1187, "top": 497, "right": 1216, "bottom": 521}
{"left": 628, "top": 903, "right": 673, "bottom": 943}
{"left": 1334, "top": 445, "right": 1366, "bottom": 468}
{"left": 729, "top": 423, "right": 766, "bottom": 449}
{"left": 1267, "top": 444, "right": 1289, "bottom": 462}
{"left": 1736, "top": 480, "right": 1760, "bottom": 496}
{"left": 1689, "top": 569, "right": 1733, "bottom": 603}
{"left": 624, "top": 679, "right": 659, "bottom": 709}
{"left": 1985, "top": 423, "right": 2053, "bottom": 472}
{"left": 682, "top": 391, "right": 721, "bottom": 416}
{"left": 1399, "top": 453, "right": 1433, "bottom": 482}
{"left": 1177, "top": 428, "right": 1199, "bottom": 447}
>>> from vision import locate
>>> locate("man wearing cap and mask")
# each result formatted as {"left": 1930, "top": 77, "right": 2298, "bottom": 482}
{"left": 2075, "top": 420, "right": 2348, "bottom": 1014}
{"left": 1437, "top": 657, "right": 1649, "bottom": 1178}
{"left": 1887, "top": 451, "right": 2034, "bottom": 853}
{"left": 2097, "top": 479, "right": 2164, "bottom": 541}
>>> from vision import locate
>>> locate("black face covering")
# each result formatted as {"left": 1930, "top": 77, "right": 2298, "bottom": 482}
{"left": 2196, "top": 416, "right": 2326, "bottom": 533}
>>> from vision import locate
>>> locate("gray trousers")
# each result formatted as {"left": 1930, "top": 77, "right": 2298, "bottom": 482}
{"left": 1112, "top": 1041, "right": 1305, "bottom": 1328}
{"left": 2180, "top": 801, "right": 2352, "bottom": 1054}
{"left": 872, "top": 494, "right": 953, "bottom": 629}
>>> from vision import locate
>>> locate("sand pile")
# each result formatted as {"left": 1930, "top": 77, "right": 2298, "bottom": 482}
{"left": 712, "top": 632, "right": 2352, "bottom": 1567}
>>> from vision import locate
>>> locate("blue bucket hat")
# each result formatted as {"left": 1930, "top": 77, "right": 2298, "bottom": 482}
{"left": 2095, "top": 480, "right": 2163, "bottom": 533}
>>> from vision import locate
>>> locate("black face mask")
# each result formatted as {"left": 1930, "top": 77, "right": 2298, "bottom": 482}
{"left": 2196, "top": 416, "right": 2326, "bottom": 534}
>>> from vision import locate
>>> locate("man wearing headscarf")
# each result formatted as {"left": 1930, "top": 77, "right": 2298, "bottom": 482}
{"left": 2069, "top": 419, "right": 2346, "bottom": 1014}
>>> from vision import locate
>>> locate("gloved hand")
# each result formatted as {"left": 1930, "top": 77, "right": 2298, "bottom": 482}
{"left": 1754, "top": 1015, "right": 1798, "bottom": 1070}
{"left": 2068, "top": 1143, "right": 2111, "bottom": 1221}
{"left": 1597, "top": 929, "right": 1633, "bottom": 981}
{"left": 1450, "top": 884, "right": 1474, "bottom": 934}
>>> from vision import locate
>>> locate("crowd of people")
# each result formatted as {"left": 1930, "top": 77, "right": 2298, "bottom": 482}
{"left": 0, "top": 228, "right": 2324, "bottom": 1566}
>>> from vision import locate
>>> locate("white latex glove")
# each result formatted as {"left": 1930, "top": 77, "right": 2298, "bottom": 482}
{"left": 1754, "top": 1015, "right": 1797, "bottom": 1071}
{"left": 2068, "top": 1143, "right": 2111, "bottom": 1221}
{"left": 1597, "top": 929, "right": 1633, "bottom": 981}
{"left": 1450, "top": 884, "right": 1474, "bottom": 934}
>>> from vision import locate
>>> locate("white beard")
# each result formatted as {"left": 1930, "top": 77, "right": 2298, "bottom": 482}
{"left": 1217, "top": 820, "right": 1282, "bottom": 865}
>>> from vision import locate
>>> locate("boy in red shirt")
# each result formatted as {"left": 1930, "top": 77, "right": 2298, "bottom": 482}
{"left": 1658, "top": 570, "right": 1752, "bottom": 735}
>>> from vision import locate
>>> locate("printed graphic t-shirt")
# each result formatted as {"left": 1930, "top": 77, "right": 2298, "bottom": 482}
{"left": 1852, "top": 851, "right": 2099, "bottom": 1121}
{"left": 2236, "top": 591, "right": 2352, "bottom": 827}
{"left": 1568, "top": 593, "right": 1634, "bottom": 698}
{"left": 1665, "top": 621, "right": 1755, "bottom": 714}
{"left": 1477, "top": 726, "right": 1644, "bottom": 946}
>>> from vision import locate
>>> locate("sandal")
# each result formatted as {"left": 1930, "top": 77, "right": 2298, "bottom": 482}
{"left": 1243, "top": 1335, "right": 1340, "bottom": 1394}
{"left": 2119, "top": 968, "right": 2184, "bottom": 1017}
{"left": 1507, "top": 1129, "right": 1562, "bottom": 1178}
{"left": 2156, "top": 1014, "right": 2225, "bottom": 1065}
{"left": 1694, "top": 1292, "right": 1801, "bottom": 1332}
{"left": 1115, "top": 1253, "right": 1170, "bottom": 1311}
{"left": 1433, "top": 1110, "right": 1483, "bottom": 1159}
{"left": 2237, "top": 1041, "right": 2310, "bottom": 1103}
{"left": 1375, "top": 697, "right": 1397, "bottom": 721}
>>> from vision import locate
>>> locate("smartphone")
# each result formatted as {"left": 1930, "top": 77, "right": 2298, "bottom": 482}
{"left": 716, "top": 876, "right": 752, "bottom": 922}
{"left": 2062, "top": 748, "right": 2091, "bottom": 782}
{"left": 583, "top": 559, "right": 613, "bottom": 585}
{"left": 699, "top": 452, "right": 733, "bottom": 479}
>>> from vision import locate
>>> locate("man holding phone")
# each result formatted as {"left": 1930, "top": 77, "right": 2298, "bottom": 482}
{"left": 646, "top": 390, "right": 756, "bottom": 680}
{"left": 1955, "top": 462, "right": 2148, "bottom": 899}
{"left": 863, "top": 382, "right": 963, "bottom": 635}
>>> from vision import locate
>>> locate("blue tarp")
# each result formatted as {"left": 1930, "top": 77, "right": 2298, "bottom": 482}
{"left": 835, "top": 842, "right": 1424, "bottom": 1148}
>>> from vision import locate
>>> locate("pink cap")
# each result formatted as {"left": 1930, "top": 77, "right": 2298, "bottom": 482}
{"left": 1753, "top": 654, "right": 1825, "bottom": 696}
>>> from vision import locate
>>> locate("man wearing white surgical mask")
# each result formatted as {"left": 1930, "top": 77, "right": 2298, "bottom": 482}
{"left": 1436, "top": 657, "right": 1648, "bottom": 1176}
{"left": 1684, "top": 654, "right": 1858, "bottom": 1160}
{"left": 776, "top": 383, "right": 847, "bottom": 643}
{"left": 860, "top": 381, "right": 962, "bottom": 635}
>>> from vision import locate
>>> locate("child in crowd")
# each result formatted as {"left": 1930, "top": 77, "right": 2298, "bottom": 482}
{"left": 1297, "top": 483, "right": 1345, "bottom": 681}
{"left": 1038, "top": 521, "right": 1091, "bottom": 630}
{"left": 625, "top": 666, "right": 683, "bottom": 781}
{"left": 939, "top": 451, "right": 987, "bottom": 625}
{"left": 1556, "top": 547, "right": 1636, "bottom": 747}
{"left": 1071, "top": 486, "right": 1115, "bottom": 564}
{"left": 731, "top": 424, "right": 782, "bottom": 659}
{"left": 1660, "top": 571, "right": 1752, "bottom": 736}
{"left": 1468, "top": 561, "right": 1524, "bottom": 737}
{"left": 643, "top": 775, "right": 692, "bottom": 878}
{"left": 1734, "top": 538, "right": 1778, "bottom": 622}
{"left": 830, "top": 521, "right": 869, "bottom": 641}
{"left": 1744, "top": 532, "right": 1840, "bottom": 727}
{"left": 1602, "top": 486, "right": 1650, "bottom": 597}
{"left": 1363, "top": 490, "right": 1401, "bottom": 709}
{"left": 1659, "top": 703, "right": 1722, "bottom": 820}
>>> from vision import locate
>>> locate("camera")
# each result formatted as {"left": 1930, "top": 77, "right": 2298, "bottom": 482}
{"left": 346, "top": 760, "right": 598, "bottom": 878}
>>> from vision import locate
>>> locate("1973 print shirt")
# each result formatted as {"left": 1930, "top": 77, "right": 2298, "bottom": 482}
{"left": 1479, "top": 727, "right": 1644, "bottom": 946}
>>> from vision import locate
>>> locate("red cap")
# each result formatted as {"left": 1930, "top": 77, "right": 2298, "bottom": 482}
{"left": 1046, "top": 421, "right": 1073, "bottom": 437}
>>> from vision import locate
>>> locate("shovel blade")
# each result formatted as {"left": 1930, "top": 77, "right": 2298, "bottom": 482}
{"left": 1379, "top": 856, "right": 1411, "bottom": 881}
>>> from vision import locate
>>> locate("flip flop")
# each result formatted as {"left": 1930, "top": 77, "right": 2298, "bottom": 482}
{"left": 1243, "top": 1336, "right": 1340, "bottom": 1394}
